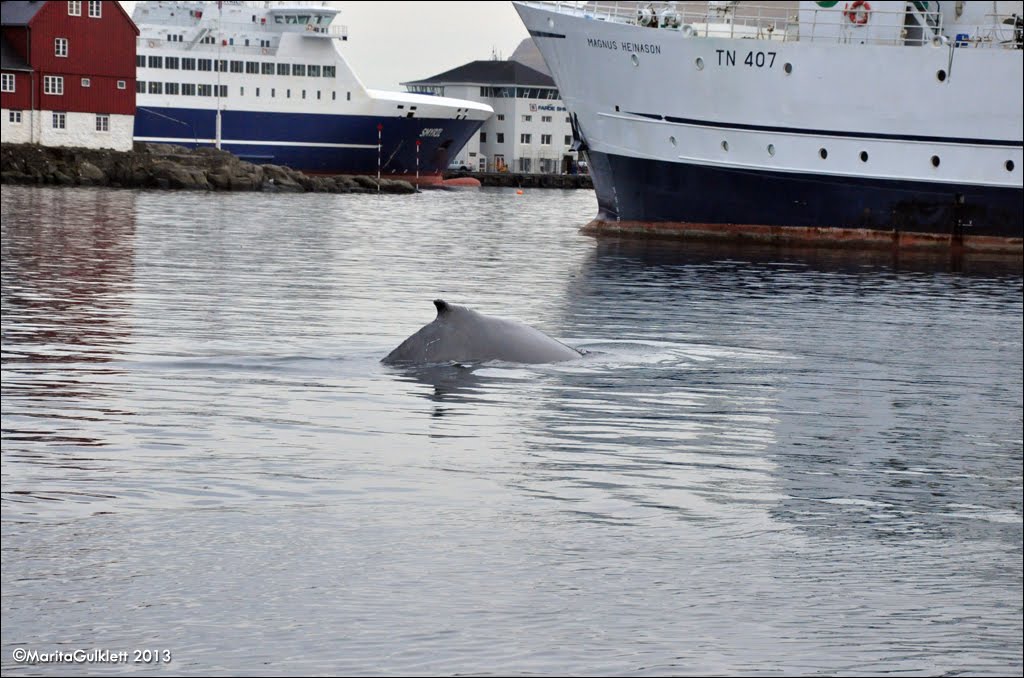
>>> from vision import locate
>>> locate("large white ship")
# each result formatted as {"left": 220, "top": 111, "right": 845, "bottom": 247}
{"left": 133, "top": 1, "right": 493, "bottom": 181}
{"left": 514, "top": 1, "right": 1023, "bottom": 251}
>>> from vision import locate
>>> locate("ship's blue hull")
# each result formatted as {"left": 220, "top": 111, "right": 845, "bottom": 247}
{"left": 134, "top": 107, "right": 482, "bottom": 176}
{"left": 588, "top": 151, "right": 1024, "bottom": 240}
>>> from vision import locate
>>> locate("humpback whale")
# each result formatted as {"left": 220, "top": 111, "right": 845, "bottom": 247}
{"left": 382, "top": 300, "right": 582, "bottom": 365}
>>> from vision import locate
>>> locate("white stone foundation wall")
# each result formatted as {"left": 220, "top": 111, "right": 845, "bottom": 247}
{"left": 2, "top": 110, "right": 134, "bottom": 151}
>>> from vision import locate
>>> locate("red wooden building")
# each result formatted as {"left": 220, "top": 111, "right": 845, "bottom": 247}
{"left": 2, "top": 0, "right": 138, "bottom": 150}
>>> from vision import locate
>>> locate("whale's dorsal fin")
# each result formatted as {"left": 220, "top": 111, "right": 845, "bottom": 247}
{"left": 433, "top": 299, "right": 451, "bottom": 316}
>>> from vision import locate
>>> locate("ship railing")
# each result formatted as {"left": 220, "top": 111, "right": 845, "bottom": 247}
{"left": 141, "top": 22, "right": 348, "bottom": 52}
{"left": 530, "top": 2, "right": 1017, "bottom": 49}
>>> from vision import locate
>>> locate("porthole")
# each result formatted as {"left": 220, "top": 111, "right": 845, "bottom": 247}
{"left": 819, "top": 148, "right": 828, "bottom": 159}
{"left": 931, "top": 155, "right": 941, "bottom": 167}
{"left": 1006, "top": 160, "right": 1015, "bottom": 172}
{"left": 721, "top": 140, "right": 729, "bottom": 152}
{"left": 669, "top": 136, "right": 677, "bottom": 147}
{"left": 860, "top": 151, "right": 869, "bottom": 162}
{"left": 784, "top": 62, "right": 793, "bottom": 74}
{"left": 695, "top": 57, "right": 704, "bottom": 70}
{"left": 936, "top": 69, "right": 947, "bottom": 82}
{"left": 631, "top": 53, "right": 639, "bottom": 67}
{"left": 767, "top": 144, "right": 775, "bottom": 156}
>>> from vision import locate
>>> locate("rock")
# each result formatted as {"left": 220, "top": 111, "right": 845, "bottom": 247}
{"left": 78, "top": 160, "right": 107, "bottom": 185}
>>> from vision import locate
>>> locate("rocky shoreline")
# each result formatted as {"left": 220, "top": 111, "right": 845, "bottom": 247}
{"left": 443, "top": 170, "right": 593, "bottom": 189}
{"left": 0, "top": 142, "right": 417, "bottom": 194}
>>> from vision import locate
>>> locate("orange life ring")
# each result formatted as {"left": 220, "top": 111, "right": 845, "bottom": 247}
{"left": 844, "top": 0, "right": 871, "bottom": 25}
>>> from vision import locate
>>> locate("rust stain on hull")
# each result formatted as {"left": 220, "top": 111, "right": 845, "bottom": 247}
{"left": 581, "top": 220, "right": 1024, "bottom": 256}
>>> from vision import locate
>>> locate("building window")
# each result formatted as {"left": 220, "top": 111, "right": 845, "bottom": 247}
{"left": 1, "top": 73, "right": 14, "bottom": 93}
{"left": 44, "top": 75, "right": 64, "bottom": 95}
{"left": 496, "top": 114, "right": 505, "bottom": 121}
{"left": 96, "top": 114, "right": 109, "bottom": 132}
{"left": 518, "top": 157, "right": 532, "bottom": 173}
{"left": 541, "top": 115, "right": 552, "bottom": 123}
{"left": 9, "top": 110, "right": 22, "bottom": 123}
{"left": 148, "top": 55, "right": 162, "bottom": 68}
{"left": 292, "top": 64, "right": 305, "bottom": 76}
{"left": 81, "top": 77, "right": 90, "bottom": 87}
{"left": 52, "top": 112, "right": 67, "bottom": 129}
{"left": 522, "top": 115, "right": 532, "bottom": 122}
{"left": 88, "top": 0, "right": 101, "bottom": 17}
{"left": 564, "top": 135, "right": 572, "bottom": 146}
{"left": 148, "top": 81, "right": 162, "bottom": 94}
{"left": 55, "top": 38, "right": 68, "bottom": 57}
{"left": 480, "top": 132, "right": 487, "bottom": 143}
{"left": 165, "top": 82, "right": 179, "bottom": 95}
{"left": 496, "top": 133, "right": 504, "bottom": 143}
{"left": 494, "top": 154, "right": 506, "bottom": 171}
{"left": 68, "top": 1, "right": 81, "bottom": 16}
{"left": 541, "top": 134, "right": 552, "bottom": 145}
{"left": 165, "top": 56, "right": 179, "bottom": 69}
{"left": 117, "top": 80, "right": 126, "bottom": 89}
{"left": 277, "top": 63, "right": 289, "bottom": 76}
{"left": 565, "top": 116, "right": 571, "bottom": 123}
{"left": 520, "top": 133, "right": 532, "bottom": 144}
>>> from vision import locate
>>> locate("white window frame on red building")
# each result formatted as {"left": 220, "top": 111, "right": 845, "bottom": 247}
{"left": 55, "top": 37, "right": 68, "bottom": 57}
{"left": 68, "top": 1, "right": 81, "bottom": 16}
{"left": 88, "top": 0, "right": 101, "bottom": 18}
{"left": 1, "top": 73, "right": 14, "bottom": 92}
{"left": 43, "top": 75, "right": 64, "bottom": 95}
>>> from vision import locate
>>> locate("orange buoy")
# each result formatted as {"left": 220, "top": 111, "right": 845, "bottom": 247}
{"left": 516, "top": 189, "right": 524, "bottom": 195}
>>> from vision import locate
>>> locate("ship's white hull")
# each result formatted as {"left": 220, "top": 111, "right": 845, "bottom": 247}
{"left": 515, "top": 2, "right": 1023, "bottom": 249}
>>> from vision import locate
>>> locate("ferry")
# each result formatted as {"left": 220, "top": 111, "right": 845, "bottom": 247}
{"left": 132, "top": 1, "right": 493, "bottom": 182}
{"left": 514, "top": 1, "right": 1024, "bottom": 252}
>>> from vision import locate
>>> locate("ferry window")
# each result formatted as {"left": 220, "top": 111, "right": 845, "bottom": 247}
{"left": 261, "top": 63, "right": 274, "bottom": 75}
{"left": 277, "top": 63, "right": 289, "bottom": 76}
{"left": 164, "top": 82, "right": 177, "bottom": 95}
{"left": 88, "top": 0, "right": 101, "bottom": 18}
{"left": 148, "top": 55, "right": 163, "bottom": 68}
{"left": 198, "top": 59, "right": 212, "bottom": 71}
{"left": 496, "top": 133, "right": 504, "bottom": 143}
{"left": 287, "top": 89, "right": 291, "bottom": 98}
{"left": 136, "top": 80, "right": 145, "bottom": 94}
{"left": 182, "top": 83, "right": 196, "bottom": 96}
{"left": 218, "top": 85, "right": 227, "bottom": 97}
{"left": 323, "top": 66, "right": 336, "bottom": 78}
{"left": 148, "top": 81, "right": 162, "bottom": 94}
{"left": 198, "top": 84, "right": 212, "bottom": 96}
{"left": 317, "top": 90, "right": 321, "bottom": 100}
{"left": 182, "top": 58, "right": 196, "bottom": 71}
{"left": 240, "top": 86, "right": 245, "bottom": 96}
{"left": 308, "top": 65, "right": 321, "bottom": 77}
{"left": 480, "top": 132, "right": 487, "bottom": 143}
{"left": 332, "top": 91, "right": 336, "bottom": 100}
{"left": 216, "top": 60, "right": 228, "bottom": 72}
{"left": 256, "top": 88, "right": 260, "bottom": 97}
{"left": 244, "top": 39, "right": 250, "bottom": 47}
{"left": 136, "top": 55, "right": 146, "bottom": 68}
{"left": 271, "top": 88, "right": 275, "bottom": 97}
{"left": 165, "top": 56, "right": 179, "bottom": 69}
{"left": 302, "top": 90, "right": 306, "bottom": 99}
{"left": 231, "top": 61, "right": 243, "bottom": 73}
{"left": 275, "top": 16, "right": 282, "bottom": 24}
{"left": 246, "top": 62, "right": 259, "bottom": 74}
{"left": 292, "top": 64, "right": 306, "bottom": 77}
{"left": 346, "top": 91, "right": 350, "bottom": 101}
{"left": 298, "top": 15, "right": 311, "bottom": 24}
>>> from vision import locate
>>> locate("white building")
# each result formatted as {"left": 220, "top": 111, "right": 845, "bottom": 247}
{"left": 403, "top": 60, "right": 579, "bottom": 174}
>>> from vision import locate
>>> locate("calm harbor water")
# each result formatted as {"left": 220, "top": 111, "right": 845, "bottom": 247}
{"left": 1, "top": 185, "right": 1022, "bottom": 676}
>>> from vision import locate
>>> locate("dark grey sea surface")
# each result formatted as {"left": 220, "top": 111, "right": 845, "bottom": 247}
{"left": 2, "top": 185, "right": 1021, "bottom": 676}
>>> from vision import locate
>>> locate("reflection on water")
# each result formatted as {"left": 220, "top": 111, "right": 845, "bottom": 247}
{"left": 1, "top": 186, "right": 1021, "bottom": 675}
